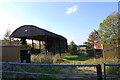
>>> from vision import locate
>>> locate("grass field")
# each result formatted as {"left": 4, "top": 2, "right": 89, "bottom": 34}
{"left": 3, "top": 53, "right": 119, "bottom": 79}
{"left": 31, "top": 53, "right": 120, "bottom": 76}
{"left": 59, "top": 52, "right": 120, "bottom": 65}
{"left": 59, "top": 53, "right": 120, "bottom": 76}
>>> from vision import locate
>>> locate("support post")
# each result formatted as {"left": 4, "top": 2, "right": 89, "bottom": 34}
{"left": 53, "top": 40, "right": 56, "bottom": 55}
{"left": 44, "top": 38, "right": 48, "bottom": 55}
{"left": 59, "top": 40, "right": 61, "bottom": 56}
{"left": 104, "top": 64, "right": 106, "bottom": 80}
{"left": 32, "top": 39, "right": 34, "bottom": 49}
{"left": 96, "top": 64, "right": 103, "bottom": 80}
{"left": 21, "top": 37, "right": 27, "bottom": 45}
{"left": 39, "top": 40, "right": 41, "bottom": 53}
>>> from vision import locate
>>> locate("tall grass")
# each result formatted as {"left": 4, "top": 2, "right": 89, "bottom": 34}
{"left": 82, "top": 58, "right": 120, "bottom": 65}
{"left": 31, "top": 54, "right": 61, "bottom": 64}
{"left": 60, "top": 53, "right": 120, "bottom": 75}
{"left": 3, "top": 53, "right": 119, "bottom": 79}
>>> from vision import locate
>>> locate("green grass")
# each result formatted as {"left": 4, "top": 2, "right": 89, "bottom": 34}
{"left": 78, "top": 70, "right": 94, "bottom": 75}
{"left": 60, "top": 53, "right": 120, "bottom": 75}
{"left": 61, "top": 53, "right": 89, "bottom": 61}
{"left": 31, "top": 53, "right": 120, "bottom": 76}
{"left": 60, "top": 53, "right": 120, "bottom": 64}
{"left": 3, "top": 53, "right": 119, "bottom": 79}
{"left": 2, "top": 65, "right": 66, "bottom": 79}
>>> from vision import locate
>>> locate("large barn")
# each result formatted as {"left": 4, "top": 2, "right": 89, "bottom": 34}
{"left": 11, "top": 25, "right": 68, "bottom": 54}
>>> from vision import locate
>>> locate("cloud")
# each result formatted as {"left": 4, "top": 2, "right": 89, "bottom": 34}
{"left": 66, "top": 5, "right": 78, "bottom": 15}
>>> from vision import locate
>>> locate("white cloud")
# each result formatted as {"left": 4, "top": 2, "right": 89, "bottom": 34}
{"left": 66, "top": 5, "right": 78, "bottom": 15}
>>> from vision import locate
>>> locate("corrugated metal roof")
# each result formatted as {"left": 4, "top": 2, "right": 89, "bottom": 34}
{"left": 11, "top": 25, "right": 67, "bottom": 41}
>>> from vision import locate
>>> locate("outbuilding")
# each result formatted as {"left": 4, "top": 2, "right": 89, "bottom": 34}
{"left": 10, "top": 25, "right": 68, "bottom": 62}
{"left": 0, "top": 45, "right": 20, "bottom": 62}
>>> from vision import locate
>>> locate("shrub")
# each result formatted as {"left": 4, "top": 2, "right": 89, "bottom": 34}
{"left": 68, "top": 41, "right": 77, "bottom": 55}
{"left": 107, "top": 66, "right": 120, "bottom": 75}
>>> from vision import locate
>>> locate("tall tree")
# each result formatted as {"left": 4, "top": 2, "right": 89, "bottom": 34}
{"left": 84, "top": 30, "right": 100, "bottom": 49}
{"left": 68, "top": 41, "right": 77, "bottom": 55}
{"left": 98, "top": 12, "right": 120, "bottom": 44}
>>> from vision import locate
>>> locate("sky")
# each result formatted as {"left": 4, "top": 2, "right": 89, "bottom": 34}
{"left": 0, "top": 1, "right": 118, "bottom": 45}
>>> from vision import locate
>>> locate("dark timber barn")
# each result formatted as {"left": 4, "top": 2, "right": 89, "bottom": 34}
{"left": 11, "top": 25, "right": 68, "bottom": 56}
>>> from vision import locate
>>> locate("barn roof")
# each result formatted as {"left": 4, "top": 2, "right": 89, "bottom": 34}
{"left": 11, "top": 25, "right": 67, "bottom": 41}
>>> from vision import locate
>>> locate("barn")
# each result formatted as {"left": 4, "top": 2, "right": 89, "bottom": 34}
{"left": 10, "top": 25, "right": 68, "bottom": 62}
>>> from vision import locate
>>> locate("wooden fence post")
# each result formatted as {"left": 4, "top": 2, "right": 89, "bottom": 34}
{"left": 12, "top": 64, "right": 16, "bottom": 79}
{"left": 104, "top": 63, "right": 106, "bottom": 80}
{"left": 96, "top": 64, "right": 103, "bottom": 80}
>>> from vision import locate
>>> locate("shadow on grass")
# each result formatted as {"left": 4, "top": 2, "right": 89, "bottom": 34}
{"left": 63, "top": 53, "right": 90, "bottom": 61}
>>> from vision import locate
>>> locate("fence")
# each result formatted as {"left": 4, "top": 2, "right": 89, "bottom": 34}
{"left": 104, "top": 64, "right": 120, "bottom": 80}
{"left": 0, "top": 62, "right": 120, "bottom": 80}
{"left": 103, "top": 44, "right": 120, "bottom": 58}
{"left": 0, "top": 62, "right": 103, "bottom": 80}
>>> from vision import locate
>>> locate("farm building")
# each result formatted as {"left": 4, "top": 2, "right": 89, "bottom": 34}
{"left": 1, "top": 25, "right": 67, "bottom": 63}
{"left": 10, "top": 25, "right": 68, "bottom": 62}
{"left": 93, "top": 41, "right": 103, "bottom": 58}
{"left": 0, "top": 45, "right": 20, "bottom": 62}
{"left": 11, "top": 25, "right": 68, "bottom": 54}
{"left": 77, "top": 45, "right": 88, "bottom": 51}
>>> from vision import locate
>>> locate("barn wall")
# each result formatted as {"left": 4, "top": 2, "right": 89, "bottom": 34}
{"left": 0, "top": 45, "right": 20, "bottom": 62}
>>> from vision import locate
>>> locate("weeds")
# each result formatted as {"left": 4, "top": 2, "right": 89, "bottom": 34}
{"left": 3, "top": 53, "right": 120, "bottom": 79}
{"left": 31, "top": 54, "right": 61, "bottom": 64}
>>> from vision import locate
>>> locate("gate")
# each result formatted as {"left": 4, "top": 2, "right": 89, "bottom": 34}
{"left": 0, "top": 62, "right": 103, "bottom": 80}
{"left": 104, "top": 64, "right": 120, "bottom": 80}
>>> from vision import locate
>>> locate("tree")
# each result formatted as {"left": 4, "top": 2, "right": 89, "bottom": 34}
{"left": 4, "top": 28, "right": 12, "bottom": 40}
{"left": 84, "top": 30, "right": 100, "bottom": 50}
{"left": 3, "top": 28, "right": 20, "bottom": 45}
{"left": 68, "top": 41, "right": 77, "bottom": 55}
{"left": 83, "top": 41, "right": 92, "bottom": 50}
{"left": 3, "top": 28, "right": 13, "bottom": 45}
{"left": 98, "top": 12, "right": 120, "bottom": 44}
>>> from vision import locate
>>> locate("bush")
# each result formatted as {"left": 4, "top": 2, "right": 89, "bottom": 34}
{"left": 107, "top": 66, "right": 120, "bottom": 75}
{"left": 68, "top": 41, "right": 77, "bottom": 55}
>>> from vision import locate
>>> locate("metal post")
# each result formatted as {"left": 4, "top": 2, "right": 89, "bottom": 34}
{"left": 104, "top": 64, "right": 106, "bottom": 80}
{"left": 96, "top": 64, "right": 103, "bottom": 80}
